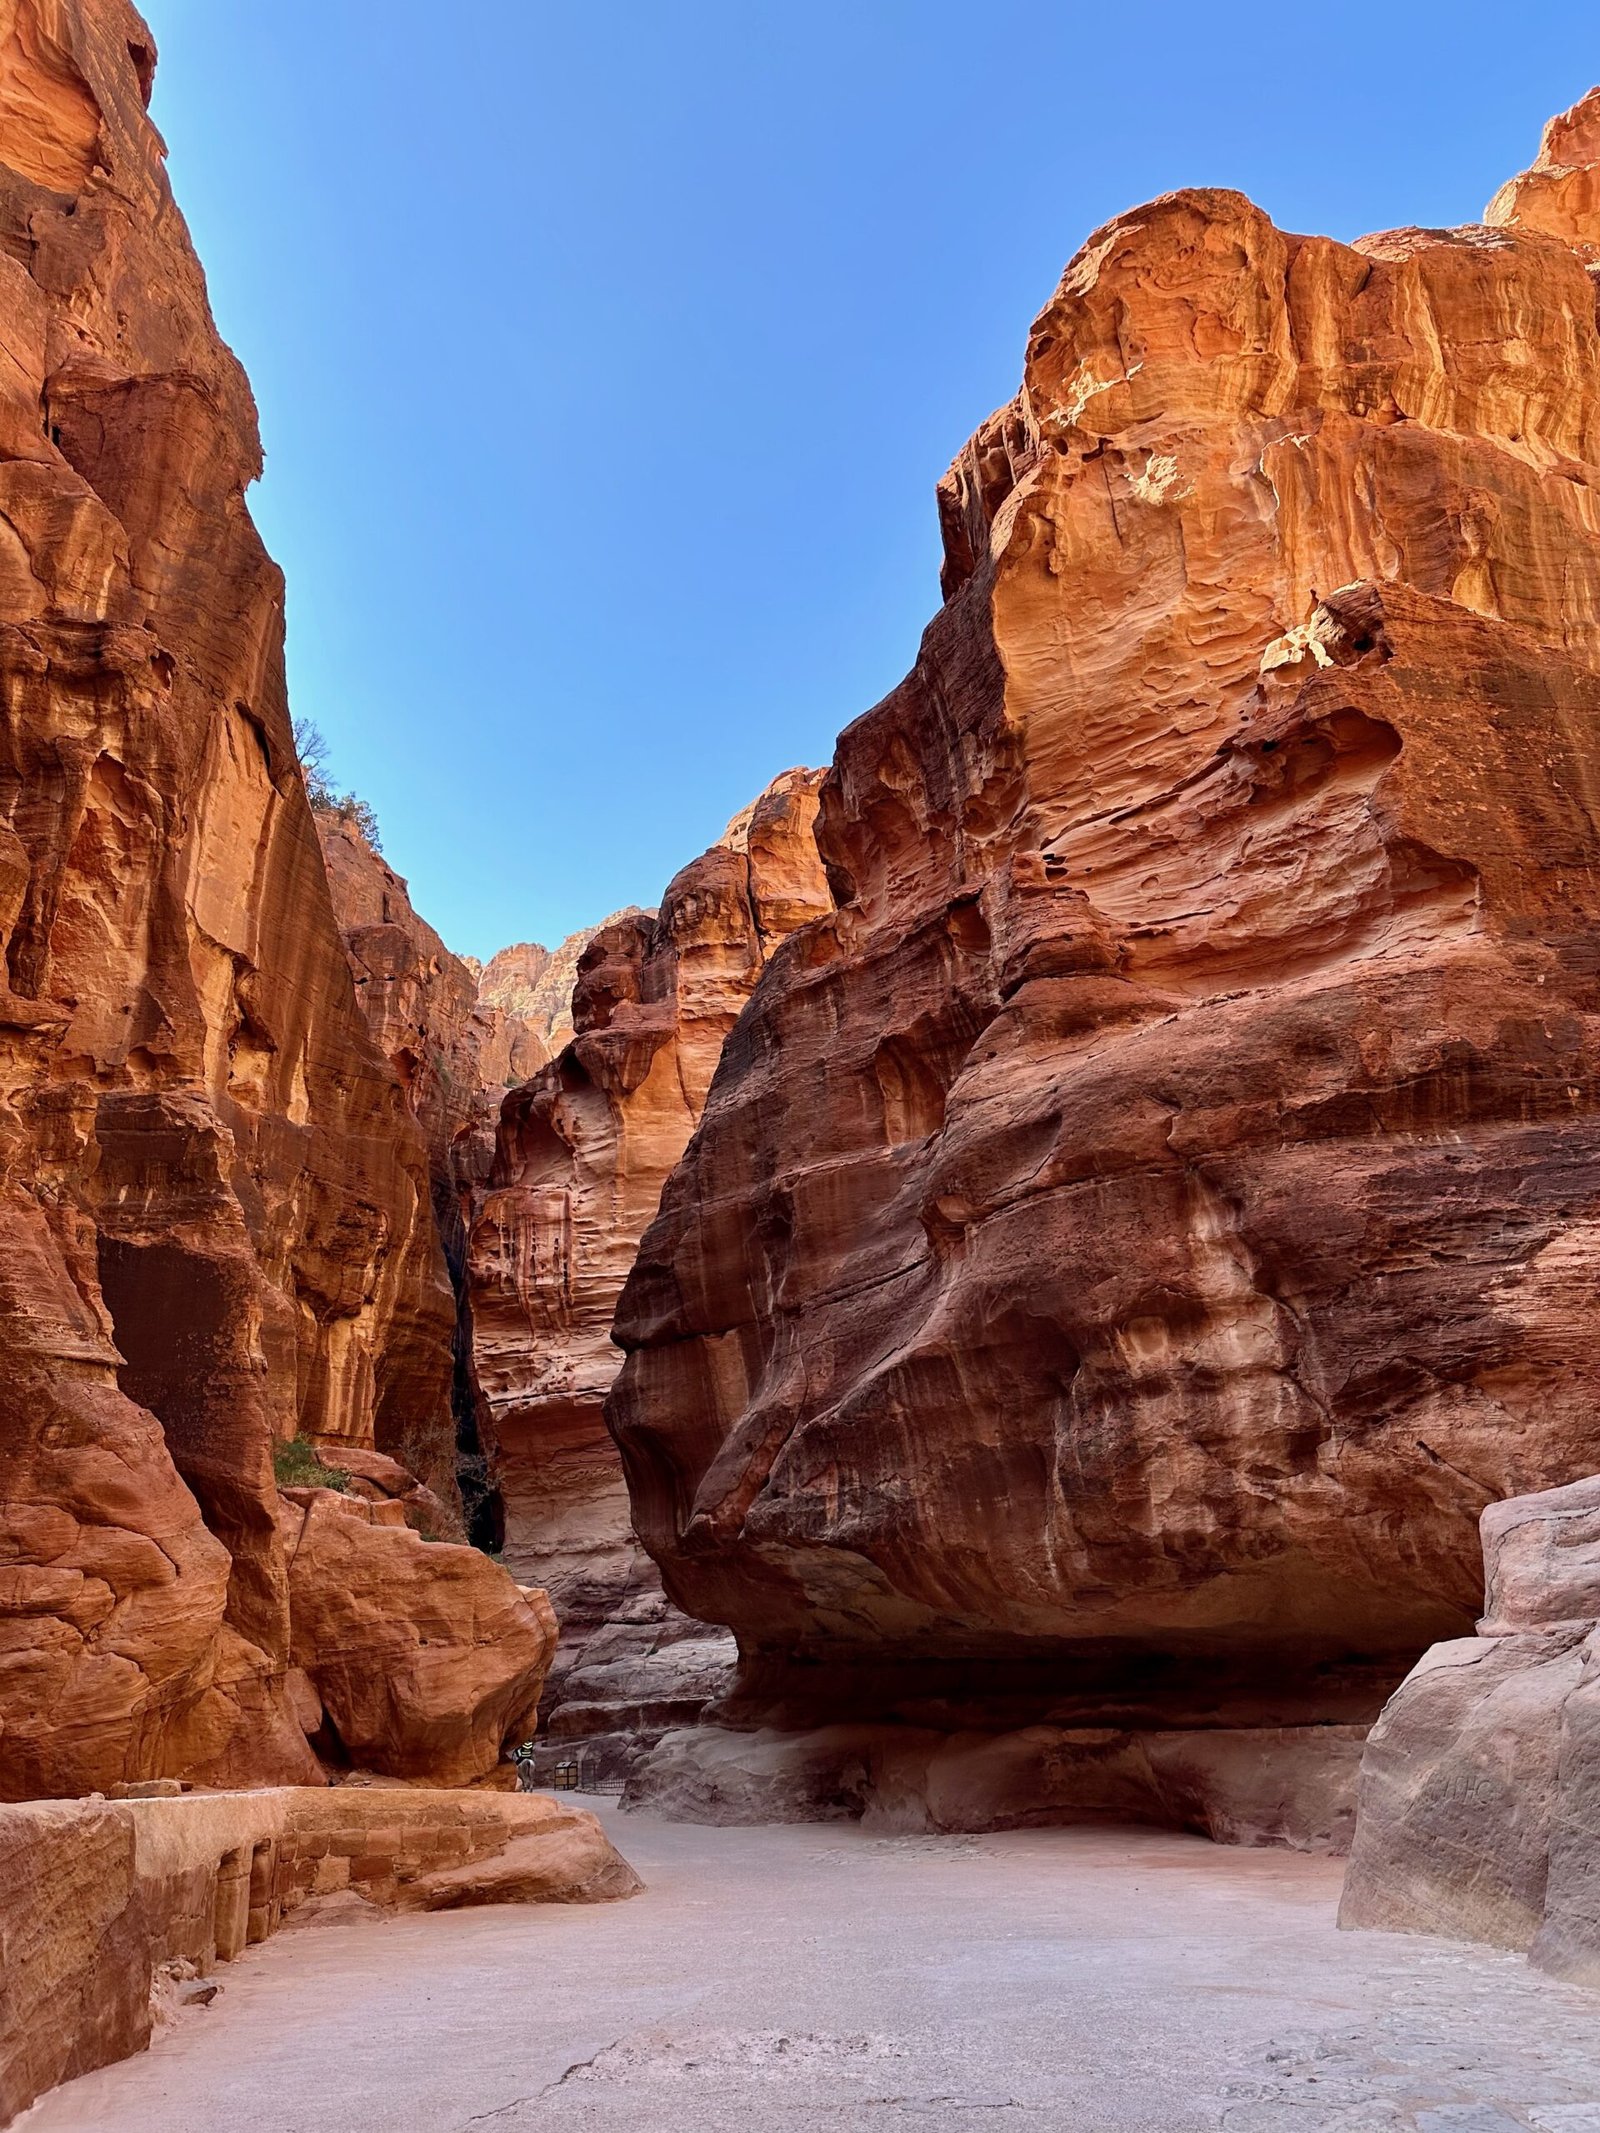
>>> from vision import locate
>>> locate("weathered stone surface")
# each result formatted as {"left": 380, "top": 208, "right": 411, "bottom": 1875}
{"left": 392, "top": 1817, "right": 643, "bottom": 1909}
{"left": 627, "top": 1719, "right": 1363, "bottom": 1849}
{"left": 1340, "top": 1628, "right": 1581, "bottom": 1950}
{"left": 318, "top": 814, "right": 546, "bottom": 1531}
{"left": 479, "top": 915, "right": 647, "bottom": 1054}
{"left": 1341, "top": 1473, "right": 1600, "bottom": 1987}
{"left": 1480, "top": 1473, "right": 1600, "bottom": 1636}
{"left": 318, "top": 815, "right": 547, "bottom": 1243}
{"left": 279, "top": 1488, "right": 556, "bottom": 1785}
{"left": 0, "top": 1798, "right": 146, "bottom": 2125}
{"left": 469, "top": 772, "right": 828, "bottom": 1775}
{"left": 1485, "top": 85, "right": 1600, "bottom": 247}
{"left": 0, "top": 3, "right": 543, "bottom": 1797}
{"left": 0, "top": 1784, "right": 641, "bottom": 2123}
{"left": 610, "top": 98, "right": 1600, "bottom": 1789}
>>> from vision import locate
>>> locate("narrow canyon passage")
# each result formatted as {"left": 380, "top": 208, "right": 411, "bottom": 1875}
{"left": 24, "top": 1808, "right": 1600, "bottom": 2133}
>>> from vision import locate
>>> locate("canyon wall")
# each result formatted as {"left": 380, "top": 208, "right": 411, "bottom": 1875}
{"left": 0, "top": 1, "right": 551, "bottom": 1799}
{"left": 609, "top": 94, "right": 1600, "bottom": 1815}
{"left": 469, "top": 771, "right": 830, "bottom": 1774}
{"left": 317, "top": 814, "right": 545, "bottom": 1530}
{"left": 479, "top": 916, "right": 647, "bottom": 1056}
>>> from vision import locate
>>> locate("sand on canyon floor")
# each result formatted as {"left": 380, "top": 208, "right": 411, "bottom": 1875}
{"left": 19, "top": 1801, "right": 1600, "bottom": 2133}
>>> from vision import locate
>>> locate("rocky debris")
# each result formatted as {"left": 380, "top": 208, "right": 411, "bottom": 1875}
{"left": 390, "top": 1817, "right": 643, "bottom": 1909}
{"left": 292, "top": 1443, "right": 453, "bottom": 1538}
{"left": 1341, "top": 1473, "right": 1600, "bottom": 1986}
{"left": 480, "top": 915, "right": 649, "bottom": 1054}
{"left": 608, "top": 96, "right": 1600, "bottom": 1805}
{"left": 0, "top": 1784, "right": 641, "bottom": 2124}
{"left": 469, "top": 770, "right": 830, "bottom": 1777}
{"left": 0, "top": 2, "right": 547, "bottom": 1798}
{"left": 626, "top": 1720, "right": 1364, "bottom": 1849}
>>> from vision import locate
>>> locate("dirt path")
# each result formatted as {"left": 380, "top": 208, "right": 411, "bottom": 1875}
{"left": 21, "top": 1804, "right": 1600, "bottom": 2132}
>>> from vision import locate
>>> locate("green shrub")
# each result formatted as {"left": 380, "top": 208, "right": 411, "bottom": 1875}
{"left": 273, "top": 1437, "right": 351, "bottom": 1492}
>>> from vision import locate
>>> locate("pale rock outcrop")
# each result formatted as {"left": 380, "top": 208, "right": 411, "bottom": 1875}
{"left": 480, "top": 915, "right": 647, "bottom": 1054}
{"left": 609, "top": 92, "right": 1600, "bottom": 1828}
{"left": 469, "top": 770, "right": 830, "bottom": 1776}
{"left": 1341, "top": 1473, "right": 1600, "bottom": 1986}
{"left": 630, "top": 1720, "right": 1364, "bottom": 1850}
{"left": 0, "top": 2, "right": 548, "bottom": 1797}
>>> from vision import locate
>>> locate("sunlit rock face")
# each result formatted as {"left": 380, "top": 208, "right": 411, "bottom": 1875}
{"left": 0, "top": 2, "right": 546, "bottom": 1798}
{"left": 479, "top": 917, "right": 648, "bottom": 1056}
{"left": 611, "top": 96, "right": 1600, "bottom": 1754}
{"left": 318, "top": 816, "right": 545, "bottom": 1523}
{"left": 468, "top": 771, "right": 829, "bottom": 1773}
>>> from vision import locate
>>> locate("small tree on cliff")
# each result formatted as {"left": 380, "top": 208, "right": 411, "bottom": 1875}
{"left": 294, "top": 716, "right": 384, "bottom": 851}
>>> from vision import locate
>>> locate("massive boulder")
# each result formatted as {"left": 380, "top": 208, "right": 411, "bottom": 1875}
{"left": 609, "top": 92, "right": 1600, "bottom": 1815}
{"left": 1341, "top": 1474, "right": 1600, "bottom": 1986}
{"left": 469, "top": 771, "right": 829, "bottom": 1775}
{"left": 0, "top": 2, "right": 548, "bottom": 1798}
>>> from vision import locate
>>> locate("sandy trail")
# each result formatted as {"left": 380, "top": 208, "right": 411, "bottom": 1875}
{"left": 20, "top": 1802, "right": 1600, "bottom": 2132}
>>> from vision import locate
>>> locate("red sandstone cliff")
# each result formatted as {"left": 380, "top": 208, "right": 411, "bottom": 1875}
{"left": 468, "top": 771, "right": 830, "bottom": 1773}
{"left": 608, "top": 94, "right": 1600, "bottom": 1820}
{"left": 480, "top": 917, "right": 647, "bottom": 1055}
{"left": 0, "top": 2, "right": 551, "bottom": 1799}
{"left": 317, "top": 815, "right": 546, "bottom": 1533}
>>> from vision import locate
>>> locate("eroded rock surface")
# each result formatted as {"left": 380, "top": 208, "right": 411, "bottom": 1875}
{"left": 470, "top": 771, "right": 829, "bottom": 1775}
{"left": 0, "top": 3, "right": 548, "bottom": 1798}
{"left": 610, "top": 94, "right": 1600, "bottom": 1805}
{"left": 318, "top": 815, "right": 545, "bottom": 1531}
{"left": 1341, "top": 1473, "right": 1600, "bottom": 1986}
{"left": 479, "top": 916, "right": 647, "bottom": 1055}
{"left": 0, "top": 1785, "right": 641, "bottom": 2124}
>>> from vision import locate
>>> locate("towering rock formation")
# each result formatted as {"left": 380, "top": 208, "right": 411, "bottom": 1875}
{"left": 469, "top": 771, "right": 830, "bottom": 1775}
{"left": 480, "top": 916, "right": 647, "bottom": 1055}
{"left": 317, "top": 814, "right": 545, "bottom": 1528}
{"left": 609, "top": 93, "right": 1600, "bottom": 1827}
{"left": 0, "top": 1, "right": 551, "bottom": 1799}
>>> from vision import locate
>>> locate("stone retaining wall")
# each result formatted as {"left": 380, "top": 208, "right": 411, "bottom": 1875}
{"left": 0, "top": 1787, "right": 640, "bottom": 2126}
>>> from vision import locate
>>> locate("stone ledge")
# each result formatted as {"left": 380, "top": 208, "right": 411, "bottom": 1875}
{"left": 0, "top": 1787, "right": 641, "bottom": 2127}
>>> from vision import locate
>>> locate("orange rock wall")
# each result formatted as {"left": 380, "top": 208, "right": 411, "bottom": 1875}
{"left": 0, "top": 3, "right": 543, "bottom": 1799}
{"left": 468, "top": 772, "right": 829, "bottom": 1766}
{"left": 611, "top": 97, "right": 1600, "bottom": 1738}
{"left": 317, "top": 816, "right": 545, "bottom": 1520}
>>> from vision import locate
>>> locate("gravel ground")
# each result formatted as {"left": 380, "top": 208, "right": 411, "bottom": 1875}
{"left": 21, "top": 1802, "right": 1600, "bottom": 2133}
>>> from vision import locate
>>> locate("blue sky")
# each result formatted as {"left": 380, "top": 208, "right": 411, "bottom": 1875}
{"left": 140, "top": 1, "right": 1594, "bottom": 959}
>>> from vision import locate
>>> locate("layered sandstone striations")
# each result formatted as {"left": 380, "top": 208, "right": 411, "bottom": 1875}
{"left": 317, "top": 816, "right": 547, "bottom": 1244}
{"left": 0, "top": 3, "right": 550, "bottom": 1798}
{"left": 469, "top": 772, "right": 830, "bottom": 1775}
{"left": 611, "top": 93, "right": 1600, "bottom": 1824}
